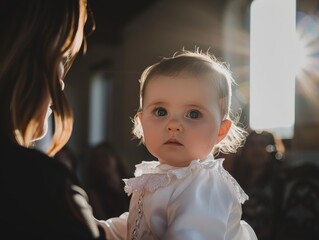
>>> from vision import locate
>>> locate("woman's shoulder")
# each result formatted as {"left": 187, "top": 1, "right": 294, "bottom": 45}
{"left": 1, "top": 139, "right": 80, "bottom": 206}
{"left": 1, "top": 139, "right": 77, "bottom": 196}
{"left": 1, "top": 140, "right": 103, "bottom": 239}
{"left": 2, "top": 139, "right": 72, "bottom": 175}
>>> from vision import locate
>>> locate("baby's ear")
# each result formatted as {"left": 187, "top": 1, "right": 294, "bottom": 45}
{"left": 135, "top": 111, "right": 144, "bottom": 127}
{"left": 217, "top": 120, "right": 231, "bottom": 143}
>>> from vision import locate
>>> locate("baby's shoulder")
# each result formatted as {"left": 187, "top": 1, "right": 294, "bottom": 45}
{"left": 210, "top": 158, "right": 248, "bottom": 204}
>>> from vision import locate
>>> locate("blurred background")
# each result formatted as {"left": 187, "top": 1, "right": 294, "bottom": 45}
{"left": 39, "top": 0, "right": 319, "bottom": 239}
{"left": 47, "top": 0, "right": 319, "bottom": 171}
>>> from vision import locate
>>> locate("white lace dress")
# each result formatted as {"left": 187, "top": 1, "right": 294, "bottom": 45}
{"left": 99, "top": 154, "right": 258, "bottom": 240}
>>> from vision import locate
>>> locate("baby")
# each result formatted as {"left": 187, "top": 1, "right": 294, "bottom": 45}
{"left": 98, "top": 48, "right": 257, "bottom": 240}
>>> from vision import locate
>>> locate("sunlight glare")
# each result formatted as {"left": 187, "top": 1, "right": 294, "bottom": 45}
{"left": 295, "top": 12, "right": 319, "bottom": 81}
{"left": 250, "top": 0, "right": 296, "bottom": 139}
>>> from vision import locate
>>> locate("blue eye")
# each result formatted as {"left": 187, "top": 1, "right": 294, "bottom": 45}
{"left": 154, "top": 107, "right": 167, "bottom": 116}
{"left": 186, "top": 110, "right": 201, "bottom": 119}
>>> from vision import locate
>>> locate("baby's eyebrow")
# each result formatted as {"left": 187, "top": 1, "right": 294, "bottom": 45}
{"left": 144, "top": 101, "right": 166, "bottom": 107}
{"left": 183, "top": 103, "right": 206, "bottom": 109}
{"left": 185, "top": 103, "right": 200, "bottom": 108}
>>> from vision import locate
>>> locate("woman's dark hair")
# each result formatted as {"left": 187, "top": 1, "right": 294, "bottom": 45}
{"left": 0, "top": 0, "right": 94, "bottom": 155}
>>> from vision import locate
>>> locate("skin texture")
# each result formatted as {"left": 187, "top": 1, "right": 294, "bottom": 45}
{"left": 139, "top": 72, "right": 231, "bottom": 167}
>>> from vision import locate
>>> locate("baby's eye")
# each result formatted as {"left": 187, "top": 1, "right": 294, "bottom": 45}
{"left": 154, "top": 107, "right": 167, "bottom": 117}
{"left": 186, "top": 110, "right": 201, "bottom": 119}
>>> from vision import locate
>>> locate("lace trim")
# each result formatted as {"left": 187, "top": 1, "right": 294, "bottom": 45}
{"left": 216, "top": 161, "right": 248, "bottom": 204}
{"left": 123, "top": 156, "right": 248, "bottom": 203}
{"left": 131, "top": 190, "right": 144, "bottom": 240}
{"left": 124, "top": 174, "right": 170, "bottom": 195}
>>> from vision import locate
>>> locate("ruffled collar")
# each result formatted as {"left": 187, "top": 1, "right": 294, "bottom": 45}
{"left": 134, "top": 154, "right": 215, "bottom": 177}
{"left": 123, "top": 154, "right": 248, "bottom": 203}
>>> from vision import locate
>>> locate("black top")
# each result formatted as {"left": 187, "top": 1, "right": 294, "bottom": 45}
{"left": 0, "top": 137, "right": 106, "bottom": 240}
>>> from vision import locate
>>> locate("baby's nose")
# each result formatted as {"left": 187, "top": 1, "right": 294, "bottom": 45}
{"left": 167, "top": 120, "right": 183, "bottom": 132}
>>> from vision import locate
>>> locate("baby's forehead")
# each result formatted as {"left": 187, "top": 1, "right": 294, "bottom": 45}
{"left": 148, "top": 71, "right": 223, "bottom": 92}
{"left": 145, "top": 75, "right": 220, "bottom": 101}
{"left": 147, "top": 72, "right": 213, "bottom": 86}
{"left": 150, "top": 69, "right": 219, "bottom": 81}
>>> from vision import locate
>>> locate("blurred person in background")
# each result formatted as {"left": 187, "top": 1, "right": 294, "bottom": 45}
{"left": 80, "top": 141, "right": 131, "bottom": 220}
{"left": 232, "top": 130, "right": 285, "bottom": 240}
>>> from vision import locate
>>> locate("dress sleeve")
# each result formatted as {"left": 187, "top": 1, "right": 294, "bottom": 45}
{"left": 97, "top": 212, "right": 128, "bottom": 240}
{"left": 225, "top": 205, "right": 258, "bottom": 239}
{"left": 161, "top": 169, "right": 258, "bottom": 240}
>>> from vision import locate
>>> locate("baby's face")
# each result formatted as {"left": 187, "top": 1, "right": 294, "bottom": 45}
{"left": 139, "top": 73, "right": 224, "bottom": 167}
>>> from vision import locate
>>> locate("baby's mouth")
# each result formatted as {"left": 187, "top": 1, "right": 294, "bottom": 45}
{"left": 164, "top": 139, "right": 183, "bottom": 146}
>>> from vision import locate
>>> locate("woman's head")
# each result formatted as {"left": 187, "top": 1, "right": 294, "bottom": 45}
{"left": 86, "top": 142, "right": 128, "bottom": 190}
{"left": 0, "top": 0, "right": 94, "bottom": 156}
{"left": 132, "top": 49, "right": 247, "bottom": 161}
